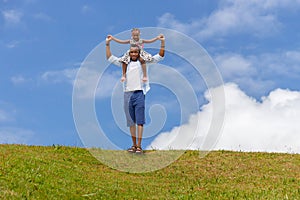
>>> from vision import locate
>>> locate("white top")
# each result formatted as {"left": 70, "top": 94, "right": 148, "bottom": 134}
{"left": 108, "top": 54, "right": 164, "bottom": 94}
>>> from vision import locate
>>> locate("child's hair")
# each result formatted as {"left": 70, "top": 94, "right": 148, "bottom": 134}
{"left": 131, "top": 28, "right": 140, "bottom": 34}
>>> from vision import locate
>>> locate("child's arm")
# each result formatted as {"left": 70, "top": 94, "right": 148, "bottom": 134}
{"left": 108, "top": 35, "right": 130, "bottom": 44}
{"left": 142, "top": 34, "right": 163, "bottom": 44}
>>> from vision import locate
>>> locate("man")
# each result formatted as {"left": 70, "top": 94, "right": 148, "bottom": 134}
{"left": 106, "top": 34, "right": 165, "bottom": 154}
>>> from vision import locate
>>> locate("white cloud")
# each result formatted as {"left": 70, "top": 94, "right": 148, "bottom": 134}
{"left": 13, "top": 67, "right": 80, "bottom": 86}
{"left": 157, "top": 13, "right": 202, "bottom": 35}
{"left": 81, "top": 5, "right": 92, "bottom": 14}
{"left": 0, "top": 102, "right": 35, "bottom": 145}
{"left": 215, "top": 53, "right": 256, "bottom": 79}
{"left": 2, "top": 8, "right": 52, "bottom": 29}
{"left": 157, "top": 0, "right": 300, "bottom": 40}
{"left": 42, "top": 66, "right": 120, "bottom": 99}
{"left": 2, "top": 9, "right": 23, "bottom": 25}
{"left": 157, "top": 13, "right": 202, "bottom": 37}
{"left": 11, "top": 75, "right": 32, "bottom": 85}
{"left": 260, "top": 51, "right": 300, "bottom": 79}
{"left": 41, "top": 68, "right": 78, "bottom": 84}
{"left": 74, "top": 67, "right": 120, "bottom": 99}
{"left": 148, "top": 83, "right": 300, "bottom": 154}
{"left": 214, "top": 53, "right": 274, "bottom": 97}
{"left": 95, "top": 70, "right": 120, "bottom": 99}
{"left": 212, "top": 49, "right": 300, "bottom": 97}
{"left": 197, "top": 0, "right": 282, "bottom": 38}
{"left": 0, "top": 110, "right": 11, "bottom": 122}
{"left": 0, "top": 127, "right": 35, "bottom": 144}
{"left": 6, "top": 40, "right": 20, "bottom": 48}
{"left": 0, "top": 101, "right": 16, "bottom": 123}
{"left": 33, "top": 12, "right": 53, "bottom": 22}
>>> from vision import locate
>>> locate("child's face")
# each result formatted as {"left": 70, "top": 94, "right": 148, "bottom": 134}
{"left": 131, "top": 30, "right": 140, "bottom": 41}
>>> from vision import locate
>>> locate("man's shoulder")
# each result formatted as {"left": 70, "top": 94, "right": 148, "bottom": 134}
{"left": 108, "top": 55, "right": 122, "bottom": 66}
{"left": 151, "top": 54, "right": 164, "bottom": 63}
{"left": 108, "top": 55, "right": 118, "bottom": 62}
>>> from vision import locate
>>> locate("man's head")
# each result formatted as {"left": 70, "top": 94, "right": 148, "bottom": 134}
{"left": 129, "top": 44, "right": 140, "bottom": 61}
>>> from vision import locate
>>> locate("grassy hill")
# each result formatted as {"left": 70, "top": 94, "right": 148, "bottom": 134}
{"left": 0, "top": 144, "right": 299, "bottom": 199}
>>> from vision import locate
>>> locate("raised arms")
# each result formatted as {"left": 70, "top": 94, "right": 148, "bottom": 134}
{"left": 158, "top": 34, "right": 165, "bottom": 57}
{"left": 106, "top": 34, "right": 165, "bottom": 61}
{"left": 106, "top": 35, "right": 112, "bottom": 59}
{"left": 108, "top": 34, "right": 130, "bottom": 44}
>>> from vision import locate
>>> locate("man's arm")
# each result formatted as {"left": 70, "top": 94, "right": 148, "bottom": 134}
{"left": 106, "top": 35, "right": 122, "bottom": 66}
{"left": 158, "top": 34, "right": 165, "bottom": 57}
{"left": 106, "top": 36, "right": 112, "bottom": 59}
{"left": 147, "top": 34, "right": 165, "bottom": 64}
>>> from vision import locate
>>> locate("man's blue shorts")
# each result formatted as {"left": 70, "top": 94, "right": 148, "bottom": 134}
{"left": 124, "top": 90, "right": 145, "bottom": 127}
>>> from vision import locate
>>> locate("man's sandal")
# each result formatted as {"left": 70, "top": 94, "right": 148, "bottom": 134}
{"left": 135, "top": 146, "right": 143, "bottom": 154}
{"left": 127, "top": 146, "right": 136, "bottom": 153}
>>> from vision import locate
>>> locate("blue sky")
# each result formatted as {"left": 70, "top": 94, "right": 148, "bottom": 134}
{"left": 1, "top": 0, "right": 300, "bottom": 152}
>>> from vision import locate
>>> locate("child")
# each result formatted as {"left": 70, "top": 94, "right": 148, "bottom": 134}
{"left": 108, "top": 28, "right": 162, "bottom": 82}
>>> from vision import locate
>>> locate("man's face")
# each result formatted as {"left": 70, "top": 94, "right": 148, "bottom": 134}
{"left": 129, "top": 47, "right": 139, "bottom": 61}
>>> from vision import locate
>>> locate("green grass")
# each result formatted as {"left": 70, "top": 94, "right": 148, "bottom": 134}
{"left": 1, "top": 144, "right": 300, "bottom": 199}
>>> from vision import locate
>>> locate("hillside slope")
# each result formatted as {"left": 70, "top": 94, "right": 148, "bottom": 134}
{"left": 0, "top": 144, "right": 299, "bottom": 199}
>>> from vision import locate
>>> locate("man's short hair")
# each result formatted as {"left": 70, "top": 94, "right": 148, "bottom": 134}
{"left": 130, "top": 44, "right": 140, "bottom": 53}
{"left": 130, "top": 44, "right": 140, "bottom": 49}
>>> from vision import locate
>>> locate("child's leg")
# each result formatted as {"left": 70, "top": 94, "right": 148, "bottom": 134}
{"left": 139, "top": 57, "right": 147, "bottom": 82}
{"left": 121, "top": 62, "right": 127, "bottom": 82}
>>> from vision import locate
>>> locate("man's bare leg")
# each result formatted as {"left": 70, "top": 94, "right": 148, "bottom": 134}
{"left": 130, "top": 125, "right": 137, "bottom": 147}
{"left": 137, "top": 124, "right": 143, "bottom": 147}
{"left": 135, "top": 124, "right": 144, "bottom": 154}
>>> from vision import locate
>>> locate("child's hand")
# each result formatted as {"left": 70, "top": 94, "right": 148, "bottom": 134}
{"left": 158, "top": 34, "right": 165, "bottom": 41}
{"left": 157, "top": 34, "right": 163, "bottom": 40}
{"left": 106, "top": 35, "right": 113, "bottom": 42}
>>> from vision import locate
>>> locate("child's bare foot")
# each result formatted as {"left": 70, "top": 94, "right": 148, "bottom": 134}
{"left": 121, "top": 76, "right": 126, "bottom": 82}
{"left": 142, "top": 76, "right": 148, "bottom": 82}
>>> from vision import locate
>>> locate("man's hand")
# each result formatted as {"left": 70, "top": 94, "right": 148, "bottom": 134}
{"left": 158, "top": 34, "right": 165, "bottom": 41}
{"left": 106, "top": 35, "right": 112, "bottom": 43}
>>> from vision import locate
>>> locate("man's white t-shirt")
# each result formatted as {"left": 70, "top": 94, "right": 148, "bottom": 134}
{"left": 125, "top": 60, "right": 144, "bottom": 92}
{"left": 108, "top": 54, "right": 164, "bottom": 94}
